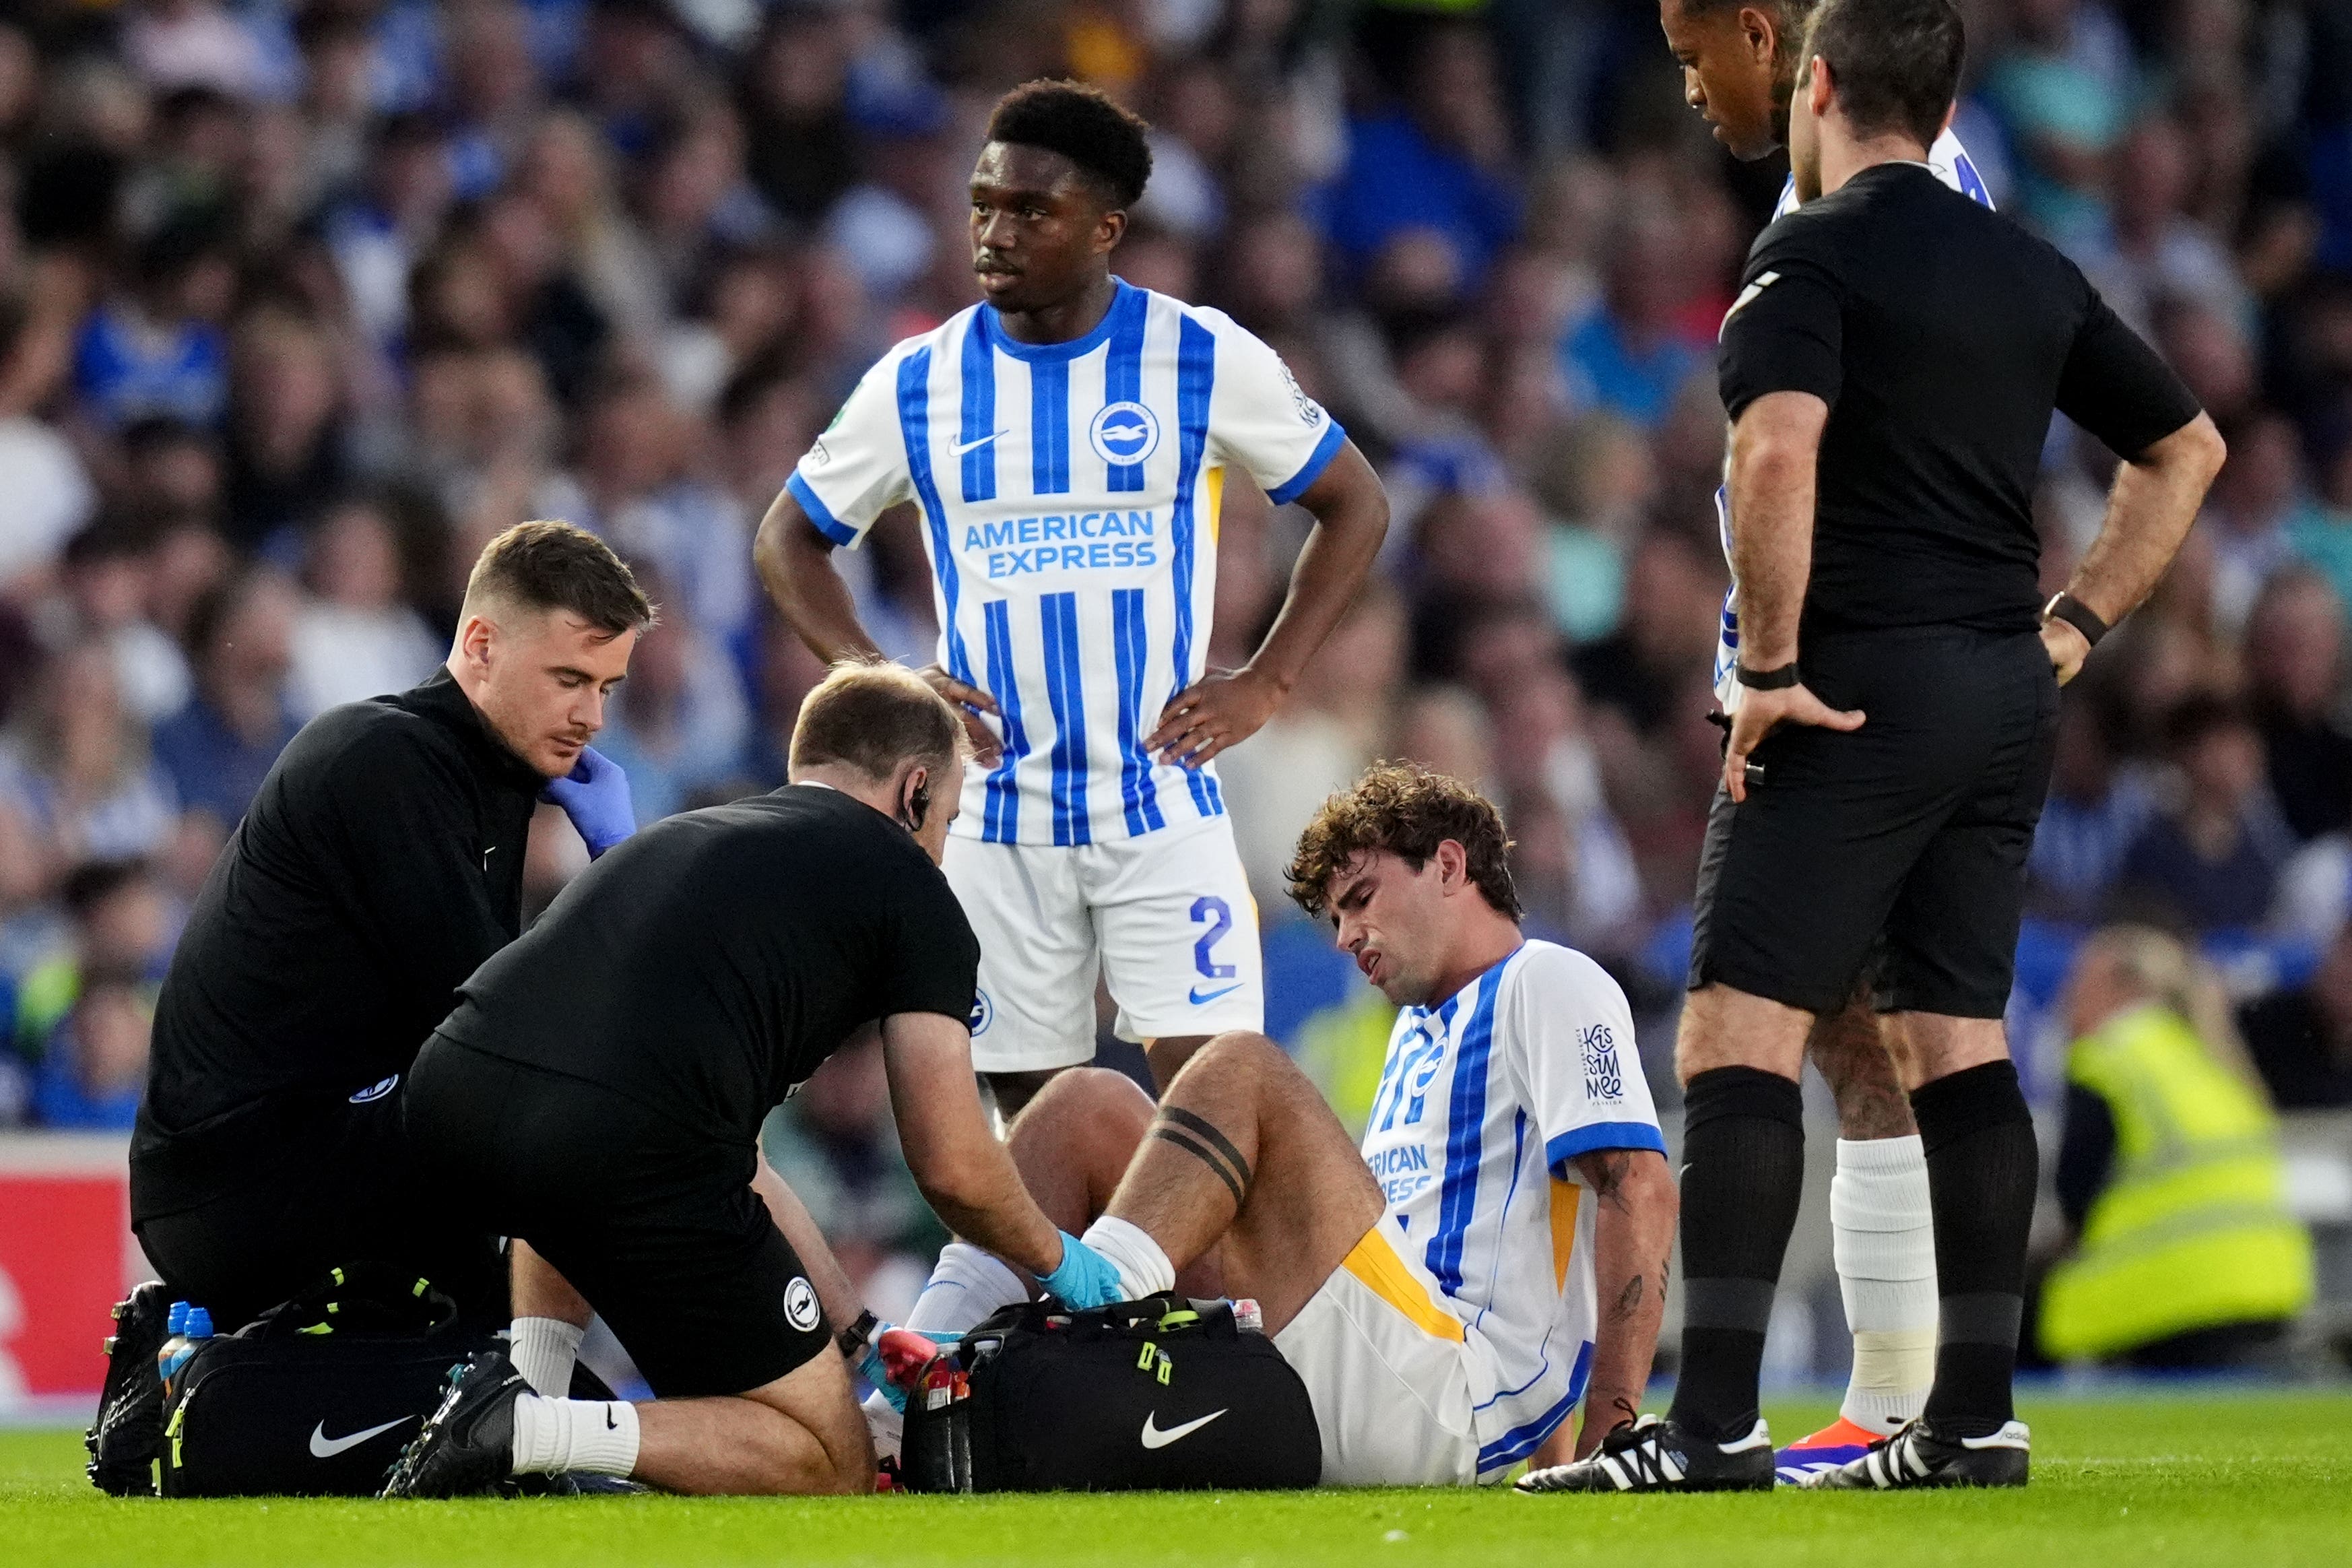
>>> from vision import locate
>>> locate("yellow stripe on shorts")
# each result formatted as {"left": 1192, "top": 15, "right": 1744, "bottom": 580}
{"left": 1340, "top": 1225, "right": 1465, "bottom": 1343}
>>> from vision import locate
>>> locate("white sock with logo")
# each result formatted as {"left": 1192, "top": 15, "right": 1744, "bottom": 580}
{"left": 1832, "top": 1136, "right": 1939, "bottom": 1435}
{"left": 906, "top": 1242, "right": 1031, "bottom": 1334}
{"left": 509, "top": 1317, "right": 585, "bottom": 1398}
{"left": 1079, "top": 1215, "right": 1175, "bottom": 1299}
{"left": 509, "top": 1394, "right": 639, "bottom": 1477}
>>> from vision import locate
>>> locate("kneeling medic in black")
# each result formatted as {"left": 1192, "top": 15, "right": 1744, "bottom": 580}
{"left": 387, "top": 661, "right": 1126, "bottom": 1497}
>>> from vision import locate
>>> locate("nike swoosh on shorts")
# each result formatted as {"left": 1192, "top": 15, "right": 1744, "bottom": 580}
{"left": 1189, "top": 983, "right": 1243, "bottom": 1005}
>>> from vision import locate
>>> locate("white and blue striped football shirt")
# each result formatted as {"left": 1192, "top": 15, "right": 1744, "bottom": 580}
{"left": 786, "top": 280, "right": 1347, "bottom": 845}
{"left": 1360, "top": 940, "right": 1665, "bottom": 1479}
{"left": 1713, "top": 131, "right": 1994, "bottom": 709}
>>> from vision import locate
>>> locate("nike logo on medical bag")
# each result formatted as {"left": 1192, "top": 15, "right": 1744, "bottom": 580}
{"left": 952, "top": 429, "right": 1008, "bottom": 456}
{"left": 309, "top": 1416, "right": 414, "bottom": 1458}
{"left": 1140, "top": 1409, "right": 1227, "bottom": 1448}
{"left": 1189, "top": 983, "right": 1242, "bottom": 1006}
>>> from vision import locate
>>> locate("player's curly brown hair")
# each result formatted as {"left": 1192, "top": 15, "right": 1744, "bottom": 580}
{"left": 1286, "top": 762, "right": 1522, "bottom": 921}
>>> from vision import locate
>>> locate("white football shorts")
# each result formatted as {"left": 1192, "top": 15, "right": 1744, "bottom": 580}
{"left": 944, "top": 812, "right": 1265, "bottom": 1075}
{"left": 1272, "top": 1214, "right": 1501, "bottom": 1487}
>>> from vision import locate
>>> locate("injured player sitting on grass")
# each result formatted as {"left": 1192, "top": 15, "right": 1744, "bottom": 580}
{"left": 876, "top": 764, "right": 1680, "bottom": 1484}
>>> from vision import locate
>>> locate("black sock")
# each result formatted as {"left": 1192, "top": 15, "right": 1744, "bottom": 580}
{"left": 1666, "top": 1066, "right": 1804, "bottom": 1443}
{"left": 1912, "top": 1059, "right": 2038, "bottom": 1439}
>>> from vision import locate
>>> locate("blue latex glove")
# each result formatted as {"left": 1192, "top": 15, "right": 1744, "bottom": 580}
{"left": 542, "top": 746, "right": 634, "bottom": 857}
{"left": 1037, "top": 1231, "right": 1126, "bottom": 1309}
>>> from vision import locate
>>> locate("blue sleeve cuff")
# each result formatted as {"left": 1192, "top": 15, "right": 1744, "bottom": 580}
{"left": 1546, "top": 1121, "right": 1668, "bottom": 1177}
{"left": 1266, "top": 420, "right": 1347, "bottom": 507}
{"left": 786, "top": 471, "right": 859, "bottom": 546}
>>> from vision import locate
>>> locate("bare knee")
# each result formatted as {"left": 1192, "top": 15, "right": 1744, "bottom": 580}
{"left": 1676, "top": 985, "right": 1812, "bottom": 1084}
{"left": 1010, "top": 1067, "right": 1154, "bottom": 1228}
{"left": 1165, "top": 1030, "right": 1292, "bottom": 1096}
{"left": 1014, "top": 1066, "right": 1153, "bottom": 1140}
{"left": 752, "top": 1398, "right": 874, "bottom": 1497}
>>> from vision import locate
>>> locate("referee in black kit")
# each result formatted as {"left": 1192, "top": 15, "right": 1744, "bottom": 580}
{"left": 1527, "top": 0, "right": 2223, "bottom": 1495}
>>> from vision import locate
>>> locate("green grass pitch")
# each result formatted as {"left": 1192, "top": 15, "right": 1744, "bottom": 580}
{"left": 7, "top": 1392, "right": 2350, "bottom": 1567}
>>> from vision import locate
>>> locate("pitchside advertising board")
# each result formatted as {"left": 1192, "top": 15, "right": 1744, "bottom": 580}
{"left": 0, "top": 1134, "right": 150, "bottom": 1415}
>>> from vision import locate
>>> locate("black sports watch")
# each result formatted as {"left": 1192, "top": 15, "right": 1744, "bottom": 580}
{"left": 837, "top": 1308, "right": 878, "bottom": 1359}
{"left": 1736, "top": 660, "right": 1802, "bottom": 691}
{"left": 2041, "top": 591, "right": 2110, "bottom": 648}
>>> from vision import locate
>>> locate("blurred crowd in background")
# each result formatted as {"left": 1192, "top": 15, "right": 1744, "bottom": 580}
{"left": 0, "top": 0, "right": 2349, "bottom": 1332}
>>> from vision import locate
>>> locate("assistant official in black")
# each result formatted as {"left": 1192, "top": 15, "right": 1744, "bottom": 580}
{"left": 127, "top": 522, "right": 649, "bottom": 1327}
{"left": 1536, "top": 0, "right": 2225, "bottom": 1496}
{"left": 390, "top": 663, "right": 1127, "bottom": 1498}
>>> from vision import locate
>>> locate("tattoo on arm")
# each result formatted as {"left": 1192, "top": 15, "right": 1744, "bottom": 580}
{"left": 1572, "top": 1148, "right": 1635, "bottom": 1213}
{"left": 1612, "top": 1273, "right": 1644, "bottom": 1321}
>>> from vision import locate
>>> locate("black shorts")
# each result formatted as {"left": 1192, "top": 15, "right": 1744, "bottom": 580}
{"left": 131, "top": 1090, "right": 506, "bottom": 1332}
{"left": 1689, "top": 624, "right": 2060, "bottom": 1018}
{"left": 403, "top": 1036, "right": 832, "bottom": 1399}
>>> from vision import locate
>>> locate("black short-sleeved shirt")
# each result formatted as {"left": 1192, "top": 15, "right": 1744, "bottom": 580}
{"left": 436, "top": 783, "right": 979, "bottom": 1145}
{"left": 133, "top": 669, "right": 540, "bottom": 1218}
{"left": 1718, "top": 162, "right": 2204, "bottom": 636}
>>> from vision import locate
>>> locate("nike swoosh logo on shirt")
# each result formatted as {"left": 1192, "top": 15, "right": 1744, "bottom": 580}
{"left": 1718, "top": 270, "right": 1780, "bottom": 339}
{"left": 952, "top": 430, "right": 1008, "bottom": 456}
{"left": 1189, "top": 983, "right": 1243, "bottom": 1006}
{"left": 309, "top": 1416, "right": 413, "bottom": 1458}
{"left": 1141, "top": 1408, "right": 1226, "bottom": 1449}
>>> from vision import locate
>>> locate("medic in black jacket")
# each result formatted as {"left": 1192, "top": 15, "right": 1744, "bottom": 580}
{"left": 87, "top": 521, "right": 648, "bottom": 1495}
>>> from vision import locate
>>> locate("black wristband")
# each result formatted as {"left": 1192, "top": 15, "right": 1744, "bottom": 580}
{"left": 1736, "top": 660, "right": 1802, "bottom": 691}
{"left": 837, "top": 1309, "right": 878, "bottom": 1358}
{"left": 2042, "top": 591, "right": 2110, "bottom": 648}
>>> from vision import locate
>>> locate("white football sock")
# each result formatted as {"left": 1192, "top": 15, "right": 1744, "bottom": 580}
{"left": 905, "top": 1241, "right": 1030, "bottom": 1334}
{"left": 509, "top": 1393, "right": 639, "bottom": 1477}
{"left": 1831, "top": 1136, "right": 1938, "bottom": 1435}
{"left": 1079, "top": 1214, "right": 1175, "bottom": 1299}
{"left": 509, "top": 1317, "right": 585, "bottom": 1398}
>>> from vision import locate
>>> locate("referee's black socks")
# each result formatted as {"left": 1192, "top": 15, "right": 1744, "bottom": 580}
{"left": 1912, "top": 1059, "right": 2038, "bottom": 1439}
{"left": 1666, "top": 1066, "right": 1804, "bottom": 1443}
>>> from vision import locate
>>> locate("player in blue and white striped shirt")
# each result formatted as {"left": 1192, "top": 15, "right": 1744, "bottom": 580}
{"left": 886, "top": 765, "right": 1679, "bottom": 1486}
{"left": 757, "top": 82, "right": 1389, "bottom": 1111}
{"left": 1649, "top": 0, "right": 1995, "bottom": 1482}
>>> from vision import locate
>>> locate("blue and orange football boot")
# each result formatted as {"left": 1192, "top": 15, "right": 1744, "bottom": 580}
{"left": 1773, "top": 1415, "right": 1889, "bottom": 1485}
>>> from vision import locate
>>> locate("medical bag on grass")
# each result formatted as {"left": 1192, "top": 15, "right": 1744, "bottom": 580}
{"left": 899, "top": 1293, "right": 1321, "bottom": 1492}
{"left": 158, "top": 1263, "right": 492, "bottom": 1497}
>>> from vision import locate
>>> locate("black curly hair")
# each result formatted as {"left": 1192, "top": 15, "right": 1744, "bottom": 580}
{"left": 984, "top": 79, "right": 1153, "bottom": 209}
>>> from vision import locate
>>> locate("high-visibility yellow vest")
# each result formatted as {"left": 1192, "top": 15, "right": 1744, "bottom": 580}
{"left": 2040, "top": 1004, "right": 2314, "bottom": 1361}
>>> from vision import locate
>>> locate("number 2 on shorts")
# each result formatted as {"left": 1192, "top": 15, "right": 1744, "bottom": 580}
{"left": 1190, "top": 896, "right": 1235, "bottom": 979}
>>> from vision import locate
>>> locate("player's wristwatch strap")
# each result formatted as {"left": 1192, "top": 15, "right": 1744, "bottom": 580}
{"left": 2042, "top": 591, "right": 2110, "bottom": 647}
{"left": 837, "top": 1309, "right": 878, "bottom": 1358}
{"left": 1735, "top": 660, "right": 1802, "bottom": 691}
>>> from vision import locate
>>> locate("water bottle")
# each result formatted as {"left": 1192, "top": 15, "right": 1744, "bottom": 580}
{"left": 159, "top": 1305, "right": 213, "bottom": 1393}
{"left": 154, "top": 1301, "right": 192, "bottom": 1386}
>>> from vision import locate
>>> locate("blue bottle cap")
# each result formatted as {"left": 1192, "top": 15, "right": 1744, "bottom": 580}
{"left": 184, "top": 1307, "right": 214, "bottom": 1338}
{"left": 166, "top": 1301, "right": 190, "bottom": 1336}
